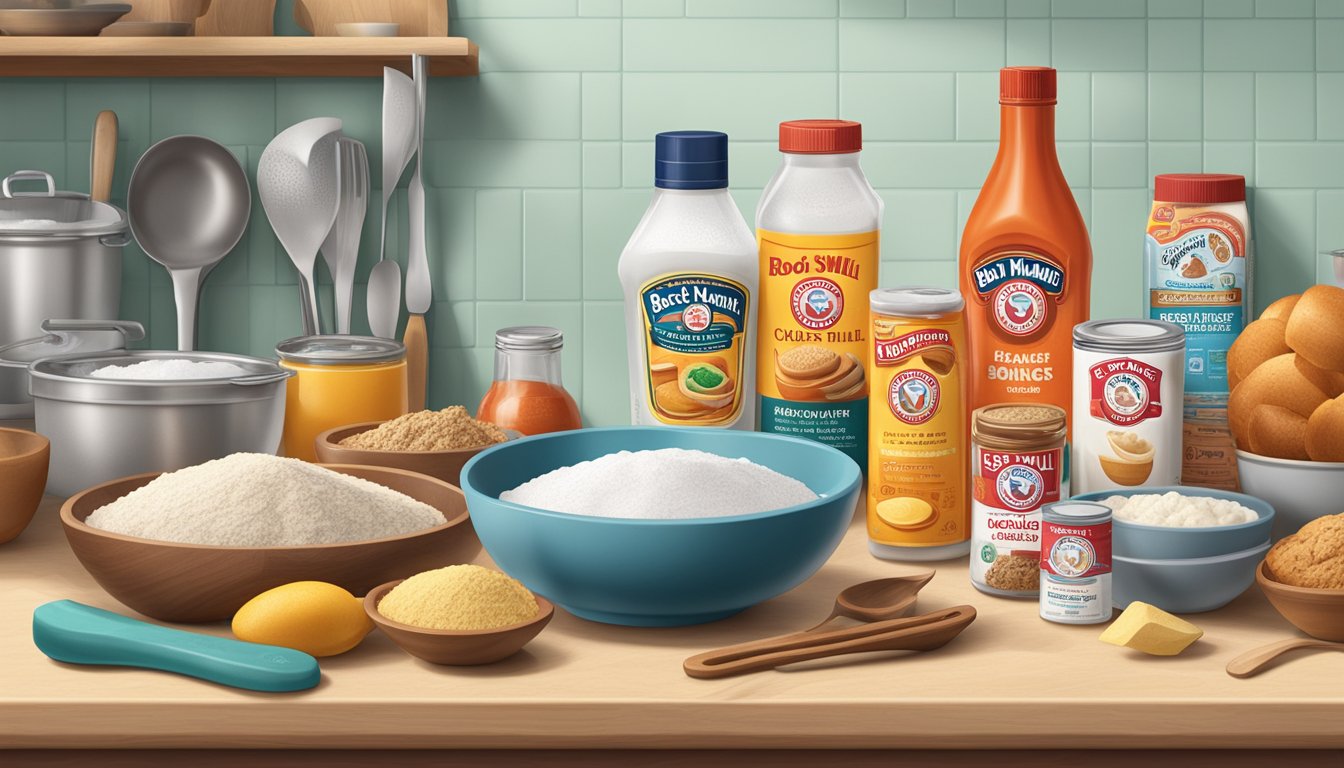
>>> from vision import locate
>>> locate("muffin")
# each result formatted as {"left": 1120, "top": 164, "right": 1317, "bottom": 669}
{"left": 1266, "top": 512, "right": 1344, "bottom": 589}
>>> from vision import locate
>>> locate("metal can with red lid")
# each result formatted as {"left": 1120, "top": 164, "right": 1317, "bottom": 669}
{"left": 1039, "top": 500, "right": 1112, "bottom": 625}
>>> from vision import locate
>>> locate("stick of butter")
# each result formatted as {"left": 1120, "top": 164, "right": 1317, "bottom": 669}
{"left": 1099, "top": 601, "right": 1204, "bottom": 656}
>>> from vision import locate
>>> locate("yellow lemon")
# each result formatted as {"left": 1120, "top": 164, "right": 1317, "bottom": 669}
{"left": 232, "top": 581, "right": 372, "bottom": 657}
{"left": 876, "top": 497, "right": 935, "bottom": 529}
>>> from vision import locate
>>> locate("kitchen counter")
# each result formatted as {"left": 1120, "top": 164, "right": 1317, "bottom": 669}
{"left": 2, "top": 488, "right": 1342, "bottom": 758}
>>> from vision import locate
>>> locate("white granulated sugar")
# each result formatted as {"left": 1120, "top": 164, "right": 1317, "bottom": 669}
{"left": 499, "top": 448, "right": 819, "bottom": 520}
{"left": 85, "top": 453, "right": 446, "bottom": 546}
{"left": 1101, "top": 491, "right": 1258, "bottom": 528}
{"left": 90, "top": 359, "right": 249, "bottom": 381}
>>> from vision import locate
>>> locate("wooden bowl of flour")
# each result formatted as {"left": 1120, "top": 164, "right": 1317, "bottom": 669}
{"left": 315, "top": 421, "right": 519, "bottom": 488}
{"left": 60, "top": 465, "right": 480, "bottom": 623}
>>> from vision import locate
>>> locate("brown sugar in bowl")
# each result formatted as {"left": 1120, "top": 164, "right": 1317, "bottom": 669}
{"left": 60, "top": 464, "right": 481, "bottom": 623}
{"left": 365, "top": 579, "right": 554, "bottom": 665}
{"left": 315, "top": 421, "right": 519, "bottom": 488}
{"left": 0, "top": 428, "right": 49, "bottom": 544}
{"left": 1257, "top": 562, "right": 1344, "bottom": 642}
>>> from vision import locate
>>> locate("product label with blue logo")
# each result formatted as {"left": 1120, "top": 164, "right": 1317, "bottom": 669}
{"left": 1146, "top": 211, "right": 1247, "bottom": 397}
{"left": 637, "top": 273, "right": 749, "bottom": 426}
{"left": 971, "top": 251, "right": 1066, "bottom": 342}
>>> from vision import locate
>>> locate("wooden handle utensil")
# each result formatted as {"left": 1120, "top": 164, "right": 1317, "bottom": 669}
{"left": 684, "top": 605, "right": 976, "bottom": 680}
{"left": 90, "top": 110, "right": 117, "bottom": 203}
{"left": 1226, "top": 638, "right": 1344, "bottom": 679}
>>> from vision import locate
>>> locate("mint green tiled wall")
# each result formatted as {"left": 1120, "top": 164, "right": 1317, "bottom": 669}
{"left": 4, "top": 0, "right": 1342, "bottom": 426}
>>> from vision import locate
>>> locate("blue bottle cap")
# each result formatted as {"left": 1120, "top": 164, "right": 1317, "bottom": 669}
{"left": 654, "top": 131, "right": 729, "bottom": 190}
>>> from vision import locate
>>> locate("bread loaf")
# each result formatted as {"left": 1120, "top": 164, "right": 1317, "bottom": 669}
{"left": 1228, "top": 318, "right": 1290, "bottom": 391}
{"left": 1228, "top": 353, "right": 1334, "bottom": 445}
{"left": 1286, "top": 285, "right": 1344, "bottom": 372}
{"left": 1261, "top": 293, "right": 1301, "bottom": 322}
{"left": 1306, "top": 396, "right": 1344, "bottom": 462}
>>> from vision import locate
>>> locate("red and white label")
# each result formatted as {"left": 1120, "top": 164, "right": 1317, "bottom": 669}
{"left": 976, "top": 448, "right": 1063, "bottom": 513}
{"left": 790, "top": 278, "right": 844, "bottom": 330}
{"left": 1089, "top": 357, "right": 1164, "bottom": 427}
{"left": 888, "top": 369, "right": 940, "bottom": 425}
{"left": 874, "top": 328, "right": 952, "bottom": 366}
{"left": 1041, "top": 520, "right": 1112, "bottom": 579}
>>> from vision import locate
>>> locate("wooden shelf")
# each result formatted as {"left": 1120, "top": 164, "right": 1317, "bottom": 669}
{"left": 0, "top": 36, "right": 478, "bottom": 77}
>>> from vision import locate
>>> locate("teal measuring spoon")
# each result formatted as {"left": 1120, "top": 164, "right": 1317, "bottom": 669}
{"left": 33, "top": 600, "right": 320, "bottom": 693}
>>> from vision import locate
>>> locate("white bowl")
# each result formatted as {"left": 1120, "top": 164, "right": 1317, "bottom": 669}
{"left": 335, "top": 22, "right": 399, "bottom": 37}
{"left": 1237, "top": 450, "right": 1344, "bottom": 540}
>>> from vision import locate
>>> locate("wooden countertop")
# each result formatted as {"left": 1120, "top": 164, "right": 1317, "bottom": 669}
{"left": 1, "top": 490, "right": 1341, "bottom": 751}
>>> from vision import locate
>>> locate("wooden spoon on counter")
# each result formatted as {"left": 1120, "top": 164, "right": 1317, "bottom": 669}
{"left": 1226, "top": 638, "right": 1344, "bottom": 679}
{"left": 684, "top": 605, "right": 976, "bottom": 680}
{"left": 804, "top": 571, "right": 934, "bottom": 632}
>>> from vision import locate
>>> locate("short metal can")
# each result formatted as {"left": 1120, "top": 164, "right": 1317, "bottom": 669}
{"left": 1039, "top": 500, "right": 1112, "bottom": 624}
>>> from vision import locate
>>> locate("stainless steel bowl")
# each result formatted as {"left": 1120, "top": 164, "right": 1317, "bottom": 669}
{"left": 29, "top": 350, "right": 293, "bottom": 497}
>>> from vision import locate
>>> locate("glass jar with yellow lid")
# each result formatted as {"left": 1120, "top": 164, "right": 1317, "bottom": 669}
{"left": 276, "top": 335, "right": 408, "bottom": 461}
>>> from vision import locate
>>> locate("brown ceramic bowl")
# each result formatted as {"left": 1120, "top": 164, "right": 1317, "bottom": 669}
{"left": 314, "top": 421, "right": 518, "bottom": 488}
{"left": 61, "top": 464, "right": 481, "bottom": 623}
{"left": 1257, "top": 561, "right": 1344, "bottom": 642}
{"left": 365, "top": 579, "right": 554, "bottom": 665}
{"left": 0, "top": 428, "right": 49, "bottom": 544}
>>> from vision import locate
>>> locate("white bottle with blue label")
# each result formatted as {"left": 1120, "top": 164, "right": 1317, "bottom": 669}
{"left": 618, "top": 131, "right": 759, "bottom": 430}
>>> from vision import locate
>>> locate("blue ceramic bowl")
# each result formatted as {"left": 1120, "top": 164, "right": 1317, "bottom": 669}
{"left": 1113, "top": 540, "right": 1271, "bottom": 614}
{"left": 460, "top": 427, "right": 862, "bottom": 627}
{"left": 1071, "top": 486, "right": 1274, "bottom": 560}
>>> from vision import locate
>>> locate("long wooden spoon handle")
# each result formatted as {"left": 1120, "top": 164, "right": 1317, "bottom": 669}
{"left": 1226, "top": 638, "right": 1344, "bottom": 679}
{"left": 90, "top": 111, "right": 117, "bottom": 203}
{"left": 684, "top": 606, "right": 975, "bottom": 680}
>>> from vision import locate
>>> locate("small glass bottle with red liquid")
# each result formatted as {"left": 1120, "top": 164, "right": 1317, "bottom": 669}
{"left": 476, "top": 326, "right": 582, "bottom": 436}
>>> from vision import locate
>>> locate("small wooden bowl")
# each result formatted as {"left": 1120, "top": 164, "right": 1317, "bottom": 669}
{"left": 1258, "top": 561, "right": 1344, "bottom": 642}
{"left": 61, "top": 464, "right": 481, "bottom": 623}
{"left": 315, "top": 421, "right": 517, "bottom": 488}
{"left": 0, "top": 428, "right": 49, "bottom": 545}
{"left": 365, "top": 579, "right": 554, "bottom": 665}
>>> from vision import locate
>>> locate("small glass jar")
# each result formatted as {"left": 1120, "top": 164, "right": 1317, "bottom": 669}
{"left": 276, "top": 335, "right": 407, "bottom": 461}
{"left": 477, "top": 326, "right": 581, "bottom": 436}
{"left": 969, "top": 403, "right": 1068, "bottom": 598}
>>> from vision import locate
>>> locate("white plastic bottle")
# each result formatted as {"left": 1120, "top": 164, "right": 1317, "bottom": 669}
{"left": 619, "top": 131, "right": 759, "bottom": 430}
{"left": 755, "top": 120, "right": 883, "bottom": 465}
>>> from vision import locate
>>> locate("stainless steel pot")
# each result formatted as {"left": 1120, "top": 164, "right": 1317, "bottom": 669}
{"left": 0, "top": 171, "right": 128, "bottom": 361}
{"left": 0, "top": 319, "right": 143, "bottom": 418}
{"left": 28, "top": 350, "right": 293, "bottom": 497}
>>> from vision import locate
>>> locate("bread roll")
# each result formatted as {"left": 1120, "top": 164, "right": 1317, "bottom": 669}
{"left": 1228, "top": 353, "right": 1334, "bottom": 444}
{"left": 1286, "top": 285, "right": 1344, "bottom": 372}
{"left": 1296, "top": 354, "right": 1344, "bottom": 397}
{"left": 1306, "top": 396, "right": 1344, "bottom": 462}
{"left": 1261, "top": 293, "right": 1301, "bottom": 322}
{"left": 1247, "top": 405, "right": 1310, "bottom": 460}
{"left": 1228, "top": 318, "right": 1290, "bottom": 391}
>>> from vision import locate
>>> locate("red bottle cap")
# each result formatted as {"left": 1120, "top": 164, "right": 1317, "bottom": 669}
{"left": 1154, "top": 173, "right": 1246, "bottom": 204}
{"left": 779, "top": 120, "right": 862, "bottom": 154}
{"left": 1000, "top": 66, "right": 1056, "bottom": 106}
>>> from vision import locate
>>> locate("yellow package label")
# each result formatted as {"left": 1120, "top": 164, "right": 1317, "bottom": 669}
{"left": 756, "top": 230, "right": 878, "bottom": 465}
{"left": 867, "top": 312, "right": 969, "bottom": 548}
{"left": 636, "top": 272, "right": 750, "bottom": 426}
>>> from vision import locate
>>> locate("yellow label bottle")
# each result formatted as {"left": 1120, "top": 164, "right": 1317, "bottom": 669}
{"left": 755, "top": 120, "right": 882, "bottom": 465}
{"left": 867, "top": 288, "right": 970, "bottom": 561}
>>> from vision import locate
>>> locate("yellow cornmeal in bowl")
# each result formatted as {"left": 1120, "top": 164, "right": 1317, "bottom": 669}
{"left": 378, "top": 565, "right": 539, "bottom": 631}
{"left": 340, "top": 406, "right": 508, "bottom": 452}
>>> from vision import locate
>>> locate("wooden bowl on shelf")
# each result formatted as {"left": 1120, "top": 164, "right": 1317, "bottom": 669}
{"left": 365, "top": 579, "right": 554, "bottom": 665}
{"left": 314, "top": 421, "right": 518, "bottom": 488}
{"left": 60, "top": 464, "right": 480, "bottom": 624}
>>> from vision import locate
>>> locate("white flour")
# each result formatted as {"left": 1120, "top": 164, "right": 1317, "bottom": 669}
{"left": 86, "top": 453, "right": 446, "bottom": 546}
{"left": 1101, "top": 492, "right": 1258, "bottom": 528}
{"left": 499, "top": 448, "right": 818, "bottom": 520}
{"left": 91, "top": 359, "right": 248, "bottom": 380}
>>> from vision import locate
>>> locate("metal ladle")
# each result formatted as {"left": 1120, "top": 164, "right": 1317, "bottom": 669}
{"left": 128, "top": 136, "right": 250, "bottom": 352}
